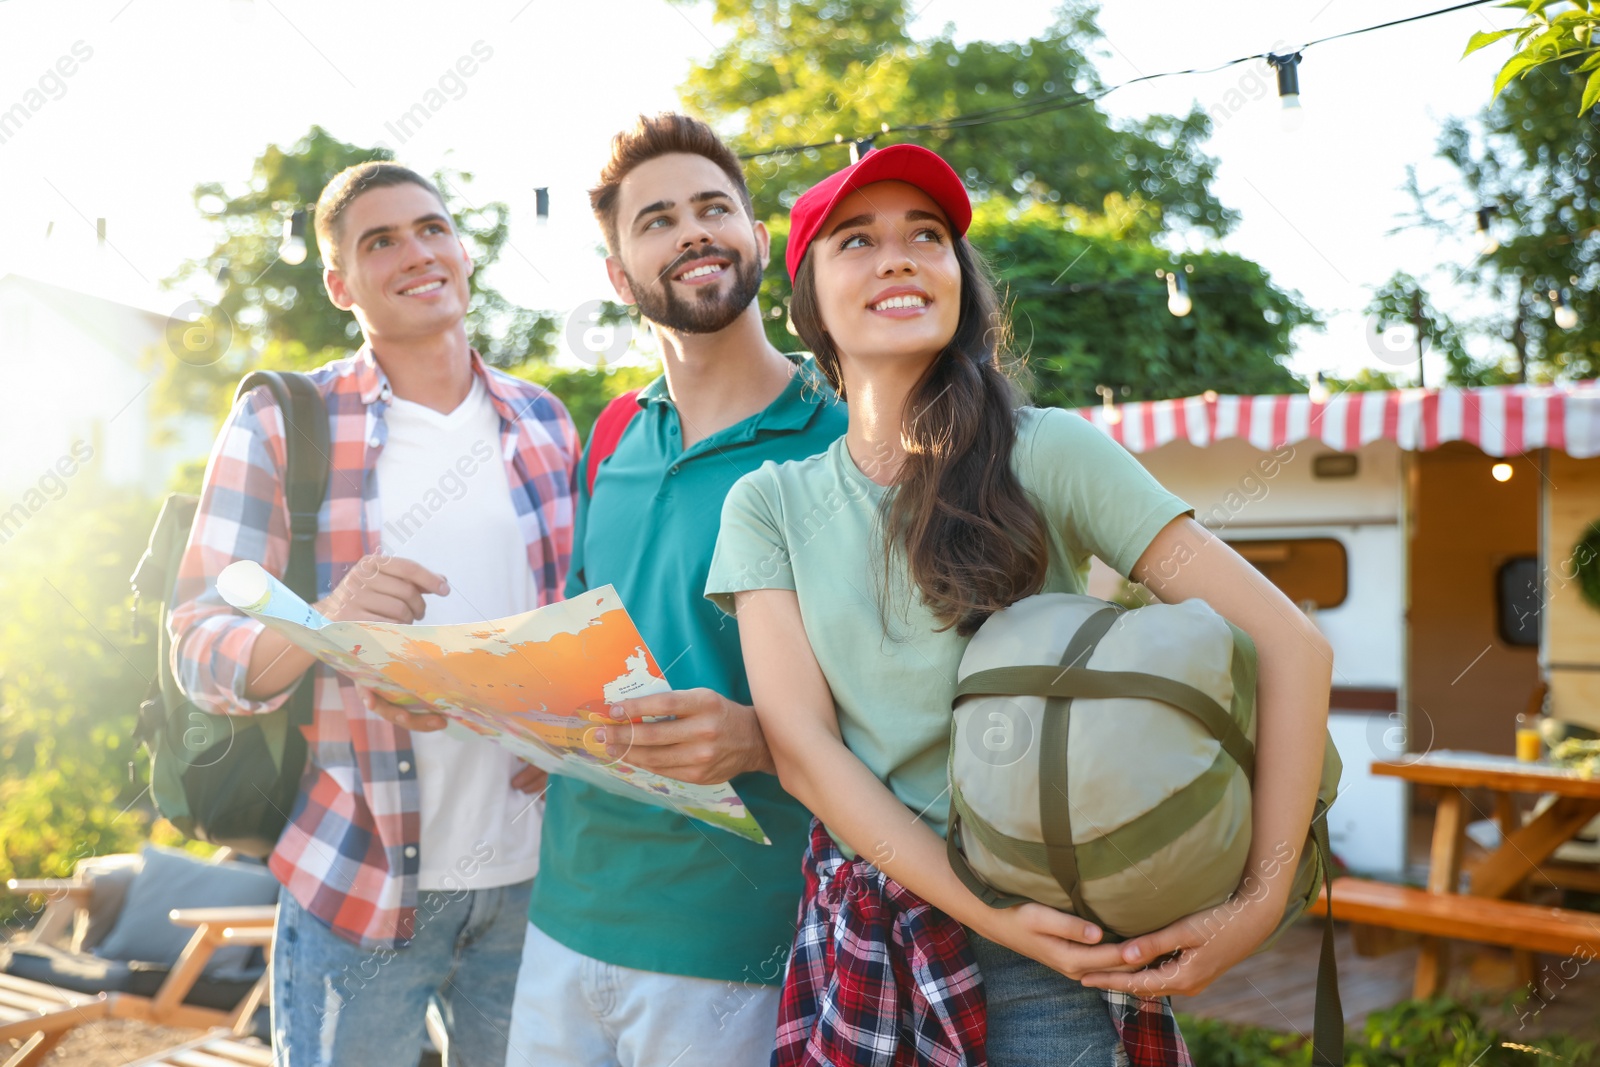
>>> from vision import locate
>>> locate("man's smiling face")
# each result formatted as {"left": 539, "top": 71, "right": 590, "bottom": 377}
{"left": 323, "top": 182, "right": 474, "bottom": 342}
{"left": 607, "top": 152, "right": 766, "bottom": 334}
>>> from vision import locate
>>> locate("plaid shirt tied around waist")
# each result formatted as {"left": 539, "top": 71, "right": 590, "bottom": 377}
{"left": 774, "top": 819, "right": 1193, "bottom": 1067}
{"left": 169, "top": 347, "right": 578, "bottom": 950}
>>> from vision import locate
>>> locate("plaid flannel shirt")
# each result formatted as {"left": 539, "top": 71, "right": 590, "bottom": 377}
{"left": 170, "top": 348, "right": 578, "bottom": 950}
{"left": 775, "top": 819, "right": 1194, "bottom": 1067}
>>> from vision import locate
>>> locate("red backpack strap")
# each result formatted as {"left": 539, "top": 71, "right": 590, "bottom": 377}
{"left": 585, "top": 390, "right": 642, "bottom": 495}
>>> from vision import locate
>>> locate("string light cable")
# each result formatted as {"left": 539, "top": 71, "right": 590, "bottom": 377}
{"left": 738, "top": 0, "right": 1505, "bottom": 161}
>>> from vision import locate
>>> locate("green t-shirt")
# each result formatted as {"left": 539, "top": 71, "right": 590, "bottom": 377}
{"left": 529, "top": 357, "right": 848, "bottom": 985}
{"left": 705, "top": 405, "right": 1193, "bottom": 838}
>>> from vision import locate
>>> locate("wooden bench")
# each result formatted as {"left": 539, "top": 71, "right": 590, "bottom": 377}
{"left": 1310, "top": 875, "right": 1600, "bottom": 961}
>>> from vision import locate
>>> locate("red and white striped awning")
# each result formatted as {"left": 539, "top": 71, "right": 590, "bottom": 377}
{"left": 1074, "top": 383, "right": 1600, "bottom": 458}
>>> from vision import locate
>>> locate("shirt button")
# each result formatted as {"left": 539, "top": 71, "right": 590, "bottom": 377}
{"left": 368, "top": 436, "right": 381, "bottom": 448}
{"left": 398, "top": 760, "right": 412, "bottom": 774}
{"left": 670, "top": 466, "right": 680, "bottom": 475}
{"left": 404, "top": 846, "right": 417, "bottom": 859}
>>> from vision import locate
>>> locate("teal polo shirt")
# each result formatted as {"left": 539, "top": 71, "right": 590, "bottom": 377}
{"left": 529, "top": 357, "right": 847, "bottom": 984}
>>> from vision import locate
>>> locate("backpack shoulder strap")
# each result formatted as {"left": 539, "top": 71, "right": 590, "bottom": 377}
{"left": 234, "top": 371, "right": 330, "bottom": 604}
{"left": 234, "top": 371, "right": 328, "bottom": 730}
{"left": 585, "top": 389, "right": 642, "bottom": 496}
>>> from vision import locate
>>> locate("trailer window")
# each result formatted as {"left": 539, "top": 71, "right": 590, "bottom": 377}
{"left": 1496, "top": 556, "right": 1541, "bottom": 648}
{"left": 1224, "top": 537, "right": 1348, "bottom": 610}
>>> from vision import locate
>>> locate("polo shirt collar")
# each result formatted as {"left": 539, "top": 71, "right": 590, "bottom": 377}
{"left": 638, "top": 372, "right": 672, "bottom": 407}
{"left": 638, "top": 354, "right": 838, "bottom": 438}
{"left": 760, "top": 356, "right": 836, "bottom": 432}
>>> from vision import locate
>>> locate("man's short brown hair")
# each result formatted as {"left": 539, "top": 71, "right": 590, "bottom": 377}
{"left": 589, "top": 113, "right": 754, "bottom": 255}
{"left": 314, "top": 161, "right": 448, "bottom": 267}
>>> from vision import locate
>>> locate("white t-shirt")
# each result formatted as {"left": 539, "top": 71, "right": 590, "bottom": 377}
{"left": 376, "top": 375, "right": 543, "bottom": 891}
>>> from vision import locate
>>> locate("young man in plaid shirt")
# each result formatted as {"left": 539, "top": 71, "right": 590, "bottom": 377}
{"left": 171, "top": 162, "right": 577, "bottom": 1066}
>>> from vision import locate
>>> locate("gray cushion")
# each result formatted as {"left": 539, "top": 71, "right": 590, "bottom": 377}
{"left": 71, "top": 852, "right": 144, "bottom": 953}
{"left": 93, "top": 845, "right": 278, "bottom": 975}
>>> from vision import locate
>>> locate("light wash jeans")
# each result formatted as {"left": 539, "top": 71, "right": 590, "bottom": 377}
{"left": 968, "top": 930, "right": 1128, "bottom": 1066}
{"left": 504, "top": 920, "right": 780, "bottom": 1067}
{"left": 272, "top": 879, "right": 532, "bottom": 1067}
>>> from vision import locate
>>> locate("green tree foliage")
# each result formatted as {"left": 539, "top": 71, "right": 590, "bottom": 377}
{"left": 1364, "top": 270, "right": 1515, "bottom": 388}
{"left": 0, "top": 486, "right": 159, "bottom": 921}
{"left": 679, "top": 0, "right": 1315, "bottom": 405}
{"left": 1320, "top": 366, "right": 1409, "bottom": 393}
{"left": 679, "top": 2, "right": 1236, "bottom": 233}
{"left": 969, "top": 198, "right": 1309, "bottom": 405}
{"left": 1400, "top": 67, "right": 1600, "bottom": 381}
{"left": 157, "top": 126, "right": 559, "bottom": 429}
{"left": 1467, "top": 0, "right": 1600, "bottom": 115}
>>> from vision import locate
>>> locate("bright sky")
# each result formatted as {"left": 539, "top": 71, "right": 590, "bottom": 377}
{"left": 0, "top": 0, "right": 1526, "bottom": 392}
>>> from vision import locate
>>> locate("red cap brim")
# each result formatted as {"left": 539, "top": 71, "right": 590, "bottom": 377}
{"left": 786, "top": 144, "right": 972, "bottom": 282}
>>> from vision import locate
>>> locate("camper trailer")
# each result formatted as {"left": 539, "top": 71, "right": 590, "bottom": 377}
{"left": 1080, "top": 384, "right": 1600, "bottom": 880}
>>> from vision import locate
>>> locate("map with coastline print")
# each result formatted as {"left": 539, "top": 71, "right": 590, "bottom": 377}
{"left": 217, "top": 560, "right": 767, "bottom": 844}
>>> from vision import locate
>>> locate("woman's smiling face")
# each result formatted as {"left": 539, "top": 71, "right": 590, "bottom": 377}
{"left": 810, "top": 180, "right": 961, "bottom": 373}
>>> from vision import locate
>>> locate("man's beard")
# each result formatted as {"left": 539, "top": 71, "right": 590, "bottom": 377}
{"left": 624, "top": 246, "right": 764, "bottom": 335}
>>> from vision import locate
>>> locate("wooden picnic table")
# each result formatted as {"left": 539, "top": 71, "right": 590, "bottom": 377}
{"left": 1371, "top": 750, "right": 1600, "bottom": 997}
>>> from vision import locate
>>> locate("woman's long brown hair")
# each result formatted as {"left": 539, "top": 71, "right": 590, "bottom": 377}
{"left": 790, "top": 235, "right": 1050, "bottom": 636}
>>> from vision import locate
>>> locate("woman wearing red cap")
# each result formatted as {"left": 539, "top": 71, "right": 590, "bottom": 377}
{"left": 706, "top": 145, "right": 1332, "bottom": 1065}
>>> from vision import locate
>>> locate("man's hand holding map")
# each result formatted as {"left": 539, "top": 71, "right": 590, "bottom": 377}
{"left": 217, "top": 560, "right": 769, "bottom": 844}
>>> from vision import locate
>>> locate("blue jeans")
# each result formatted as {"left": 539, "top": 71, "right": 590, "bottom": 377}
{"left": 967, "top": 930, "right": 1126, "bottom": 1066}
{"left": 272, "top": 879, "right": 532, "bottom": 1067}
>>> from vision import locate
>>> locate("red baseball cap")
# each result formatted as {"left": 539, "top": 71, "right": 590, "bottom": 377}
{"left": 785, "top": 143, "right": 972, "bottom": 282}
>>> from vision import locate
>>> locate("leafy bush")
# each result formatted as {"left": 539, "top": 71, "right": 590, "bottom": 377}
{"left": 1178, "top": 1013, "right": 1314, "bottom": 1066}
{"left": 0, "top": 484, "right": 159, "bottom": 924}
{"left": 1177, "top": 999, "right": 1596, "bottom": 1066}
{"left": 1348, "top": 999, "right": 1595, "bottom": 1067}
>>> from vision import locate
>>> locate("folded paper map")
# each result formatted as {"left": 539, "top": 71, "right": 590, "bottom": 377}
{"left": 217, "top": 560, "right": 768, "bottom": 844}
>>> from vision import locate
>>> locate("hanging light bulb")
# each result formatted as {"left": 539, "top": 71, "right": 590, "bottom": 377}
{"left": 1475, "top": 206, "right": 1499, "bottom": 256}
{"left": 1096, "top": 384, "right": 1122, "bottom": 425}
{"left": 1309, "top": 370, "right": 1331, "bottom": 405}
{"left": 1268, "top": 53, "right": 1303, "bottom": 132}
{"left": 1551, "top": 288, "right": 1579, "bottom": 330}
{"left": 279, "top": 209, "right": 308, "bottom": 265}
{"left": 1164, "top": 268, "right": 1192, "bottom": 317}
{"left": 1491, "top": 462, "right": 1514, "bottom": 482}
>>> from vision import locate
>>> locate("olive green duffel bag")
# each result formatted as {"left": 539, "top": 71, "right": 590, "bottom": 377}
{"left": 947, "top": 592, "right": 1343, "bottom": 1066}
